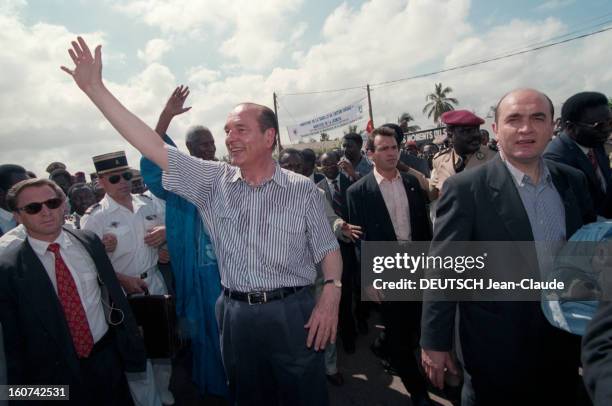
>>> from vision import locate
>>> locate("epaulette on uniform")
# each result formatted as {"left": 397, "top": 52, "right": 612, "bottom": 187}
{"left": 433, "top": 148, "right": 451, "bottom": 160}
{"left": 84, "top": 203, "right": 101, "bottom": 215}
{"left": 138, "top": 193, "right": 153, "bottom": 201}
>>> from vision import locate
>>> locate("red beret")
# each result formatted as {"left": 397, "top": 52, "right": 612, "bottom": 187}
{"left": 441, "top": 110, "right": 484, "bottom": 126}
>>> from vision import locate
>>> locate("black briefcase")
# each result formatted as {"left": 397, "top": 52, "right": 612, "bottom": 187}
{"left": 128, "top": 294, "right": 179, "bottom": 358}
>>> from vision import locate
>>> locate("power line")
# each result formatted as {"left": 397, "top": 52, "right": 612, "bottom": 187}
{"left": 277, "top": 22, "right": 612, "bottom": 96}
{"left": 369, "top": 24, "right": 612, "bottom": 90}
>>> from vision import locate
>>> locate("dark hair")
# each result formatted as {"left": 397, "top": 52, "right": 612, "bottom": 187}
{"left": 561, "top": 91, "right": 609, "bottom": 127}
{"left": 0, "top": 164, "right": 27, "bottom": 192}
{"left": 301, "top": 148, "right": 316, "bottom": 164}
{"left": 343, "top": 132, "right": 363, "bottom": 148}
{"left": 279, "top": 148, "right": 302, "bottom": 161}
{"left": 257, "top": 105, "right": 279, "bottom": 149}
{"left": 494, "top": 89, "right": 554, "bottom": 123}
{"left": 185, "top": 125, "right": 213, "bottom": 144}
{"left": 366, "top": 127, "right": 397, "bottom": 152}
{"left": 381, "top": 123, "right": 404, "bottom": 146}
{"left": 6, "top": 178, "right": 65, "bottom": 212}
{"left": 67, "top": 182, "right": 93, "bottom": 198}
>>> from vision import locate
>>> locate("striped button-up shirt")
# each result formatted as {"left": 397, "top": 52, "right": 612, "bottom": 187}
{"left": 162, "top": 147, "right": 339, "bottom": 292}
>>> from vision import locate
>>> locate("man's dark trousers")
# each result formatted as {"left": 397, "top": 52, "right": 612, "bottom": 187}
{"left": 216, "top": 288, "right": 328, "bottom": 406}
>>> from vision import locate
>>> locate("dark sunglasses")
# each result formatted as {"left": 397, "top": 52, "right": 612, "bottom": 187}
{"left": 107, "top": 171, "right": 133, "bottom": 184}
{"left": 18, "top": 197, "right": 63, "bottom": 215}
{"left": 570, "top": 120, "right": 612, "bottom": 132}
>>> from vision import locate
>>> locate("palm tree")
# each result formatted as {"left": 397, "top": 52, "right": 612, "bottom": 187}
{"left": 422, "top": 83, "right": 459, "bottom": 124}
{"left": 398, "top": 112, "right": 421, "bottom": 132}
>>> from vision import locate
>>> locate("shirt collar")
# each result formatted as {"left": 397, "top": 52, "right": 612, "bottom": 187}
{"left": 503, "top": 157, "right": 552, "bottom": 187}
{"left": 373, "top": 167, "right": 401, "bottom": 185}
{"left": 326, "top": 174, "right": 340, "bottom": 186}
{"left": 103, "top": 193, "right": 142, "bottom": 212}
{"left": 0, "top": 207, "right": 13, "bottom": 222}
{"left": 28, "top": 229, "right": 72, "bottom": 256}
{"left": 231, "top": 163, "right": 287, "bottom": 188}
{"left": 571, "top": 137, "right": 591, "bottom": 156}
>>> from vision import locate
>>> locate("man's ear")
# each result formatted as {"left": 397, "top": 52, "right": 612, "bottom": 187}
{"left": 265, "top": 128, "right": 276, "bottom": 149}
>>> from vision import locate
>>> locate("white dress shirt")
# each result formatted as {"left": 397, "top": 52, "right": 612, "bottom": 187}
{"left": 373, "top": 167, "right": 412, "bottom": 241}
{"left": 28, "top": 231, "right": 108, "bottom": 342}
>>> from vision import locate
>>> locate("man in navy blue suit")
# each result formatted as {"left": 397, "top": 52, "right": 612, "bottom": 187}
{"left": 544, "top": 91, "right": 612, "bottom": 218}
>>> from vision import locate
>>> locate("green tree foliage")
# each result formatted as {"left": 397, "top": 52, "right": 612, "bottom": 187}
{"left": 423, "top": 82, "right": 459, "bottom": 124}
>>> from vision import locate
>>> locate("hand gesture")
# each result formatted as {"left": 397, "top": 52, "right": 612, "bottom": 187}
{"left": 340, "top": 221, "right": 362, "bottom": 242}
{"left": 421, "top": 349, "right": 459, "bottom": 389}
{"left": 144, "top": 225, "right": 166, "bottom": 247}
{"left": 338, "top": 158, "right": 357, "bottom": 180}
{"left": 60, "top": 36, "right": 103, "bottom": 94}
{"left": 102, "top": 233, "right": 117, "bottom": 253}
{"left": 158, "top": 248, "right": 170, "bottom": 264}
{"left": 163, "top": 86, "right": 191, "bottom": 117}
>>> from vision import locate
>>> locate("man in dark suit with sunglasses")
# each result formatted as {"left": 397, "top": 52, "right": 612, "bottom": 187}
{"left": 544, "top": 91, "right": 612, "bottom": 218}
{"left": 0, "top": 177, "right": 146, "bottom": 405}
{"left": 81, "top": 151, "right": 172, "bottom": 405}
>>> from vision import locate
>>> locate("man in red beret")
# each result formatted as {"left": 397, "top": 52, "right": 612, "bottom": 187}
{"left": 430, "top": 110, "right": 496, "bottom": 200}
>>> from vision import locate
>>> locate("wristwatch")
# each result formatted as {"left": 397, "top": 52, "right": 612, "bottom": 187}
{"left": 323, "top": 279, "right": 342, "bottom": 288}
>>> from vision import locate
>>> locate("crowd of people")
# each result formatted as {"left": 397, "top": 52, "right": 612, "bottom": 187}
{"left": 1, "top": 36, "right": 612, "bottom": 406}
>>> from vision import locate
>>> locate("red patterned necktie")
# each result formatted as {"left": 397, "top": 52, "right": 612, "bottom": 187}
{"left": 47, "top": 243, "right": 94, "bottom": 358}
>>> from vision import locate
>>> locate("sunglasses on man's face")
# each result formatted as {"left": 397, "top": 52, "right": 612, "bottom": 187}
{"left": 18, "top": 197, "right": 63, "bottom": 215}
{"left": 107, "top": 171, "right": 133, "bottom": 184}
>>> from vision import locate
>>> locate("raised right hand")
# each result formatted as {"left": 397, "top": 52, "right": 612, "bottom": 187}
{"left": 163, "top": 85, "right": 191, "bottom": 117}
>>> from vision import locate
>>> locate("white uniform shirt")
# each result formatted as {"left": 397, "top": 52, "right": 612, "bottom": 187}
{"left": 80, "top": 194, "right": 166, "bottom": 294}
{"left": 28, "top": 231, "right": 108, "bottom": 342}
{"left": 0, "top": 224, "right": 26, "bottom": 257}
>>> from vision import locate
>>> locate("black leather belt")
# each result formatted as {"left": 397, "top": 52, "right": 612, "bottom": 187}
{"left": 223, "top": 286, "right": 307, "bottom": 305}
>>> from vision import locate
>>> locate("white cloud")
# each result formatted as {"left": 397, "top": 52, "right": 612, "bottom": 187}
{"left": 111, "top": 0, "right": 304, "bottom": 70}
{"left": 187, "top": 65, "right": 221, "bottom": 85}
{"left": 2, "top": 0, "right": 612, "bottom": 177}
{"left": 535, "top": 0, "right": 575, "bottom": 12}
{"left": 0, "top": 0, "right": 26, "bottom": 15}
{"left": 137, "top": 38, "right": 171, "bottom": 64}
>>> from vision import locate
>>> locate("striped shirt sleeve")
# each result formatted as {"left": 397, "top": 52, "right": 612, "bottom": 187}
{"left": 161, "top": 146, "right": 223, "bottom": 209}
{"left": 306, "top": 184, "right": 340, "bottom": 263}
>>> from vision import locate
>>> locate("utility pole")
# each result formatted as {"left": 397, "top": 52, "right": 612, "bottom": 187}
{"left": 366, "top": 84, "right": 374, "bottom": 128}
{"left": 273, "top": 92, "right": 282, "bottom": 154}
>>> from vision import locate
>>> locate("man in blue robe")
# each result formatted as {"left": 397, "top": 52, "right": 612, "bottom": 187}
{"left": 140, "top": 86, "right": 228, "bottom": 398}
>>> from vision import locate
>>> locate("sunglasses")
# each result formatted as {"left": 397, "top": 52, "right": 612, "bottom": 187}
{"left": 107, "top": 171, "right": 133, "bottom": 184}
{"left": 571, "top": 120, "right": 612, "bottom": 132}
{"left": 18, "top": 197, "right": 63, "bottom": 215}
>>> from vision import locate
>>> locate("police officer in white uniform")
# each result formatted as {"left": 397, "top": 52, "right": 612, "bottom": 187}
{"left": 81, "top": 151, "right": 173, "bottom": 406}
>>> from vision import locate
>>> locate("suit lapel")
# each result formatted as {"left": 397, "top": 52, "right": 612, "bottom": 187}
{"left": 487, "top": 157, "right": 534, "bottom": 241}
{"left": 365, "top": 173, "right": 396, "bottom": 240}
{"left": 401, "top": 174, "right": 422, "bottom": 240}
{"left": 318, "top": 178, "right": 333, "bottom": 205}
{"left": 546, "top": 162, "right": 582, "bottom": 237}
{"left": 18, "top": 240, "right": 81, "bottom": 376}
{"left": 560, "top": 134, "right": 600, "bottom": 189}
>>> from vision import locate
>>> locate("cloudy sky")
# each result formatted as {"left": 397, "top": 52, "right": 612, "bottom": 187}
{"left": 1, "top": 0, "right": 611, "bottom": 177}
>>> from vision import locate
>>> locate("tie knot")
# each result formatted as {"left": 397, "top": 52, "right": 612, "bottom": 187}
{"left": 47, "top": 243, "right": 61, "bottom": 254}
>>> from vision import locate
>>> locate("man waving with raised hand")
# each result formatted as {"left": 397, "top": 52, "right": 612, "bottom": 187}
{"left": 62, "top": 36, "right": 342, "bottom": 406}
